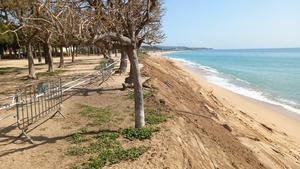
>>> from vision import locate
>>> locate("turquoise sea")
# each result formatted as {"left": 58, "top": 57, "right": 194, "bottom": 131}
{"left": 165, "top": 48, "right": 300, "bottom": 115}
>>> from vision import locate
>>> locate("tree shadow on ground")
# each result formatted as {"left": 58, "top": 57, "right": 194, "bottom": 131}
{"left": 0, "top": 129, "right": 117, "bottom": 158}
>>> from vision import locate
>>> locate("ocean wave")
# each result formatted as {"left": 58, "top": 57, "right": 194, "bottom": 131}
{"left": 206, "top": 75, "right": 300, "bottom": 115}
{"left": 172, "top": 58, "right": 219, "bottom": 74}
{"left": 172, "top": 57, "right": 300, "bottom": 115}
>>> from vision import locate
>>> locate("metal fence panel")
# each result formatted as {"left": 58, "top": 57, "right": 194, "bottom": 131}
{"left": 0, "top": 62, "right": 116, "bottom": 143}
{"left": 15, "top": 78, "right": 63, "bottom": 142}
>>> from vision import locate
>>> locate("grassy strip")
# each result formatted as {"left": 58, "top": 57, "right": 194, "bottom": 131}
{"left": 86, "top": 146, "right": 148, "bottom": 169}
{"left": 0, "top": 67, "right": 24, "bottom": 75}
{"left": 65, "top": 146, "right": 87, "bottom": 156}
{"left": 145, "top": 107, "right": 167, "bottom": 125}
{"left": 69, "top": 132, "right": 88, "bottom": 144}
{"left": 80, "top": 105, "right": 112, "bottom": 125}
{"left": 121, "top": 127, "right": 160, "bottom": 140}
{"left": 66, "top": 131, "right": 149, "bottom": 169}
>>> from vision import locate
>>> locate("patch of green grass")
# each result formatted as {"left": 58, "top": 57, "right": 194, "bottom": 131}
{"left": 65, "top": 146, "right": 86, "bottom": 156}
{"left": 123, "top": 146, "right": 149, "bottom": 160}
{"left": 87, "top": 131, "right": 121, "bottom": 154}
{"left": 65, "top": 130, "right": 149, "bottom": 169}
{"left": 143, "top": 90, "right": 153, "bottom": 99}
{"left": 36, "top": 69, "right": 67, "bottom": 77}
{"left": 0, "top": 67, "right": 24, "bottom": 75}
{"left": 145, "top": 108, "right": 167, "bottom": 125}
{"left": 128, "top": 91, "right": 134, "bottom": 100}
{"left": 128, "top": 90, "right": 153, "bottom": 100}
{"left": 94, "top": 60, "right": 108, "bottom": 70}
{"left": 85, "top": 146, "right": 149, "bottom": 169}
{"left": 97, "top": 131, "right": 119, "bottom": 141}
{"left": 70, "top": 132, "right": 87, "bottom": 144}
{"left": 121, "top": 127, "right": 160, "bottom": 140}
{"left": 80, "top": 105, "right": 112, "bottom": 125}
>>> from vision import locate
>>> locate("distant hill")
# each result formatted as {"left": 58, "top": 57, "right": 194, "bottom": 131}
{"left": 141, "top": 45, "right": 213, "bottom": 51}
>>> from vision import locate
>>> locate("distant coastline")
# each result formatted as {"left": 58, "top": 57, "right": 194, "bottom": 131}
{"left": 141, "top": 45, "right": 213, "bottom": 52}
{"left": 142, "top": 45, "right": 300, "bottom": 52}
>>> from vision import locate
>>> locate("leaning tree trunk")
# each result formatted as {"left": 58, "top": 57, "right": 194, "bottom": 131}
{"left": 26, "top": 42, "right": 36, "bottom": 79}
{"left": 125, "top": 59, "right": 134, "bottom": 84}
{"left": 59, "top": 46, "right": 64, "bottom": 68}
{"left": 127, "top": 46, "right": 145, "bottom": 128}
{"left": 118, "top": 50, "right": 128, "bottom": 74}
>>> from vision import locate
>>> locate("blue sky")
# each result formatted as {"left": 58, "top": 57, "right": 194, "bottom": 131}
{"left": 161, "top": 0, "right": 300, "bottom": 49}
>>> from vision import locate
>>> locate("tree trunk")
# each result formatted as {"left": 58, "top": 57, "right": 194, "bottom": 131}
{"left": 13, "top": 48, "right": 18, "bottom": 59}
{"left": 44, "top": 44, "right": 49, "bottom": 64}
{"left": 108, "top": 50, "right": 112, "bottom": 59}
{"left": 54, "top": 47, "right": 58, "bottom": 57}
{"left": 37, "top": 45, "right": 42, "bottom": 62}
{"left": 0, "top": 48, "right": 3, "bottom": 60}
{"left": 8, "top": 48, "right": 12, "bottom": 56}
{"left": 66, "top": 47, "right": 71, "bottom": 57}
{"left": 17, "top": 49, "right": 21, "bottom": 59}
{"left": 59, "top": 46, "right": 64, "bottom": 68}
{"left": 47, "top": 43, "right": 54, "bottom": 72}
{"left": 71, "top": 46, "right": 75, "bottom": 62}
{"left": 26, "top": 42, "right": 36, "bottom": 79}
{"left": 118, "top": 50, "right": 128, "bottom": 74}
{"left": 33, "top": 46, "right": 36, "bottom": 58}
{"left": 125, "top": 58, "right": 134, "bottom": 84}
{"left": 75, "top": 46, "right": 78, "bottom": 57}
{"left": 127, "top": 46, "right": 145, "bottom": 128}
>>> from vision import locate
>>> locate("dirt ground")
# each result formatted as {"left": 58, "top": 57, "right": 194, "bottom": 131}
{"left": 0, "top": 54, "right": 299, "bottom": 169}
{"left": 0, "top": 54, "right": 138, "bottom": 169}
{"left": 0, "top": 55, "right": 103, "bottom": 97}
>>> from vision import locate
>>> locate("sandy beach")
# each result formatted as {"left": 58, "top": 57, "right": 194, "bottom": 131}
{"left": 148, "top": 52, "right": 300, "bottom": 168}
{"left": 176, "top": 56, "right": 300, "bottom": 143}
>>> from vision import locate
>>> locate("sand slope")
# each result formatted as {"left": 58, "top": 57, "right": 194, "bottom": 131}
{"left": 136, "top": 54, "right": 300, "bottom": 169}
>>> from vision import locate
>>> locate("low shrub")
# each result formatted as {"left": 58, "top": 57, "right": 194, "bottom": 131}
{"left": 121, "top": 127, "right": 160, "bottom": 140}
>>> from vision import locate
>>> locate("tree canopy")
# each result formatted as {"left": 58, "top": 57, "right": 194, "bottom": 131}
{"left": 0, "top": 0, "right": 164, "bottom": 128}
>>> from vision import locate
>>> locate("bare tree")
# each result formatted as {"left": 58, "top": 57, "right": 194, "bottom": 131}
{"left": 89, "top": 0, "right": 165, "bottom": 128}
{"left": 0, "top": 0, "right": 41, "bottom": 79}
{"left": 1, "top": 0, "right": 164, "bottom": 128}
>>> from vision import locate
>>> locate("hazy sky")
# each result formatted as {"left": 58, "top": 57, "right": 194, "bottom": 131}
{"left": 161, "top": 0, "right": 300, "bottom": 49}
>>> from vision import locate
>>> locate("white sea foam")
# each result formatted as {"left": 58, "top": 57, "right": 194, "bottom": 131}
{"left": 172, "top": 57, "right": 300, "bottom": 115}
{"left": 172, "top": 58, "right": 219, "bottom": 74}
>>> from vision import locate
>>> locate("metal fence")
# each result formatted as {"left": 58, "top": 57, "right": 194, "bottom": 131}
{"left": 62, "top": 62, "right": 115, "bottom": 93}
{"left": 0, "top": 61, "right": 116, "bottom": 143}
{"left": 15, "top": 79, "right": 63, "bottom": 143}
